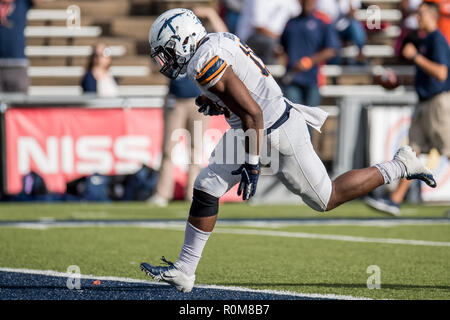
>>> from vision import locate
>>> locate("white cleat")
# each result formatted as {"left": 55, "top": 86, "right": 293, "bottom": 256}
{"left": 140, "top": 257, "right": 195, "bottom": 293}
{"left": 394, "top": 146, "right": 437, "bottom": 188}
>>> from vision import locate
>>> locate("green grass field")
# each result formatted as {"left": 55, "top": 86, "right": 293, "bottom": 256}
{"left": 0, "top": 201, "right": 449, "bottom": 300}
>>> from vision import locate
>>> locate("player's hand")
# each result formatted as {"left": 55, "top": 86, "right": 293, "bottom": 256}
{"left": 195, "top": 95, "right": 230, "bottom": 117}
{"left": 231, "top": 163, "right": 260, "bottom": 201}
{"left": 402, "top": 43, "right": 418, "bottom": 61}
{"left": 195, "top": 95, "right": 222, "bottom": 116}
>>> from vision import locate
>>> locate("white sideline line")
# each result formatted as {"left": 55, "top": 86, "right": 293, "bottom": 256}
{"left": 224, "top": 219, "right": 449, "bottom": 227}
{"left": 3, "top": 220, "right": 449, "bottom": 247}
{"left": 0, "top": 267, "right": 371, "bottom": 300}
{"left": 2, "top": 218, "right": 450, "bottom": 229}
{"left": 212, "top": 228, "right": 450, "bottom": 247}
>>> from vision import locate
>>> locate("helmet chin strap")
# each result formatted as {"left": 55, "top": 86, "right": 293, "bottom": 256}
{"left": 196, "top": 36, "right": 207, "bottom": 49}
{"left": 188, "top": 33, "right": 199, "bottom": 59}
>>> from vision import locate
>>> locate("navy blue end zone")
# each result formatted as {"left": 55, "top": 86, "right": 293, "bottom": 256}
{"left": 0, "top": 271, "right": 333, "bottom": 300}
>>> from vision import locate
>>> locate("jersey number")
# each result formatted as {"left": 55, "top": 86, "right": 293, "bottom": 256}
{"left": 239, "top": 43, "right": 270, "bottom": 77}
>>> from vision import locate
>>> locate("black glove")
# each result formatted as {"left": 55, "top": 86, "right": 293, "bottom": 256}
{"left": 231, "top": 163, "right": 260, "bottom": 201}
{"left": 195, "top": 96, "right": 224, "bottom": 116}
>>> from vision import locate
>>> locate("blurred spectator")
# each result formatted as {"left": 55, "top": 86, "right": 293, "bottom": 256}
{"left": 147, "top": 77, "right": 208, "bottom": 206}
{"left": 280, "top": 0, "right": 340, "bottom": 107}
{"left": 316, "top": 0, "right": 366, "bottom": 64}
{"left": 395, "top": 0, "right": 424, "bottom": 58}
{"left": 0, "top": 0, "right": 41, "bottom": 93}
{"left": 236, "top": 0, "right": 301, "bottom": 64}
{"left": 427, "top": 0, "right": 450, "bottom": 44}
{"left": 397, "top": 1, "right": 450, "bottom": 59}
{"left": 407, "top": 2, "right": 449, "bottom": 107}
{"left": 367, "top": 1, "right": 450, "bottom": 215}
{"left": 401, "top": 0, "right": 423, "bottom": 30}
{"left": 219, "top": 0, "right": 244, "bottom": 34}
{"left": 81, "top": 43, "right": 119, "bottom": 97}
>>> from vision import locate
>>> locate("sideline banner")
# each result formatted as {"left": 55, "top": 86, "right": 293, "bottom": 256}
{"left": 5, "top": 107, "right": 239, "bottom": 201}
{"left": 368, "top": 106, "right": 450, "bottom": 202}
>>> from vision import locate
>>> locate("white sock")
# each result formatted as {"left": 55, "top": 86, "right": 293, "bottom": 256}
{"left": 174, "top": 222, "right": 211, "bottom": 276}
{"left": 375, "top": 159, "right": 407, "bottom": 184}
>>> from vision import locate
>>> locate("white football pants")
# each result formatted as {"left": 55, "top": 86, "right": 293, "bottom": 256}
{"left": 193, "top": 108, "right": 332, "bottom": 211}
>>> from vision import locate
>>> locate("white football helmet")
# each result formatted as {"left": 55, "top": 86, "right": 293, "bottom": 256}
{"left": 149, "top": 8, "right": 207, "bottom": 79}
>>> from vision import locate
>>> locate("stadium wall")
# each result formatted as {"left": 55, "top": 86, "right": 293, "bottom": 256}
{"left": 0, "top": 95, "right": 240, "bottom": 202}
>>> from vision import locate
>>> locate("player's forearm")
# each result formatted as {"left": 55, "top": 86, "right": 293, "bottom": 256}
{"left": 414, "top": 54, "right": 448, "bottom": 82}
{"left": 209, "top": 68, "right": 264, "bottom": 157}
{"left": 224, "top": 96, "right": 263, "bottom": 156}
{"left": 241, "top": 108, "right": 264, "bottom": 157}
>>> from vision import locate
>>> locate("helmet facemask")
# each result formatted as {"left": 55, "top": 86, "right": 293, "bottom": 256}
{"left": 151, "top": 37, "right": 193, "bottom": 79}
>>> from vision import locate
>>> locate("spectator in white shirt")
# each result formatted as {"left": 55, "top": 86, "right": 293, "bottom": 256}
{"left": 81, "top": 43, "right": 119, "bottom": 97}
{"left": 236, "top": 0, "right": 301, "bottom": 64}
{"left": 316, "top": 0, "right": 366, "bottom": 63}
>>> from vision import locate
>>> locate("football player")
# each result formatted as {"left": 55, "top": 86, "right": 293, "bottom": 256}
{"left": 141, "top": 8, "right": 436, "bottom": 292}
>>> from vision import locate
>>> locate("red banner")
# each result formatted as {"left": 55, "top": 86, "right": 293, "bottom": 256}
{"left": 5, "top": 107, "right": 239, "bottom": 201}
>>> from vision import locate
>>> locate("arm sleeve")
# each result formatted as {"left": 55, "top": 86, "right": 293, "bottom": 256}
{"left": 188, "top": 46, "right": 228, "bottom": 90}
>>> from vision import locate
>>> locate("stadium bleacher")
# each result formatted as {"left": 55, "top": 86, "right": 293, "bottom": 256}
{"left": 28, "top": 0, "right": 159, "bottom": 90}
{"left": 27, "top": 0, "right": 413, "bottom": 92}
